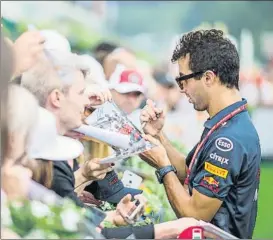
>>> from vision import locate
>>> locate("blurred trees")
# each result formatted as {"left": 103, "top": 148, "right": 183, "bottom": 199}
{"left": 115, "top": 2, "right": 191, "bottom": 35}
{"left": 115, "top": 1, "right": 273, "bottom": 62}
{"left": 183, "top": 1, "right": 273, "bottom": 61}
{"left": 3, "top": 1, "right": 273, "bottom": 63}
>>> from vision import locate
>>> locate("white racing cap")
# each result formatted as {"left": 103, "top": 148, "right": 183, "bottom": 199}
{"left": 108, "top": 64, "right": 145, "bottom": 94}
{"left": 28, "top": 107, "right": 84, "bottom": 161}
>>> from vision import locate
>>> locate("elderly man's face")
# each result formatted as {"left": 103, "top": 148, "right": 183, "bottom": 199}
{"left": 111, "top": 90, "right": 143, "bottom": 115}
{"left": 59, "top": 70, "right": 89, "bottom": 131}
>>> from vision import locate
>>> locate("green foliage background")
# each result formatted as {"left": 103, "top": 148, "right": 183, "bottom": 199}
{"left": 253, "top": 162, "right": 273, "bottom": 238}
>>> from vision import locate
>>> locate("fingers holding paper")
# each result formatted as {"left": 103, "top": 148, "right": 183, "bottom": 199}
{"left": 139, "top": 134, "right": 170, "bottom": 169}
{"left": 82, "top": 158, "right": 113, "bottom": 181}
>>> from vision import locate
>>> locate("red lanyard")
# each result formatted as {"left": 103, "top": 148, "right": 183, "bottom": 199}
{"left": 184, "top": 104, "right": 247, "bottom": 186}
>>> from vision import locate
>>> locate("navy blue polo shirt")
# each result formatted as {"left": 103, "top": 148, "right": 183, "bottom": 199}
{"left": 186, "top": 99, "right": 261, "bottom": 238}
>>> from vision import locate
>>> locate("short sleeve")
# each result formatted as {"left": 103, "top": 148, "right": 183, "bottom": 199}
{"left": 192, "top": 135, "right": 246, "bottom": 200}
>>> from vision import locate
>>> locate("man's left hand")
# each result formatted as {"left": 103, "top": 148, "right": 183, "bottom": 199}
{"left": 139, "top": 134, "right": 171, "bottom": 169}
{"left": 81, "top": 158, "right": 113, "bottom": 181}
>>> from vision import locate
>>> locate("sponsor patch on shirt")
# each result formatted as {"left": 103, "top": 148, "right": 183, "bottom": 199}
{"left": 204, "top": 162, "right": 229, "bottom": 179}
{"left": 215, "top": 137, "right": 233, "bottom": 152}
{"left": 210, "top": 152, "right": 229, "bottom": 165}
{"left": 200, "top": 176, "right": 220, "bottom": 193}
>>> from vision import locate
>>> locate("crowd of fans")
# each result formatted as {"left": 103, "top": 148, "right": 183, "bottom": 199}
{"left": 0, "top": 29, "right": 208, "bottom": 239}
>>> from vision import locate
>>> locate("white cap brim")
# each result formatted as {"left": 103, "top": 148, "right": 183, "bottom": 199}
{"left": 29, "top": 136, "right": 84, "bottom": 161}
{"left": 109, "top": 83, "right": 145, "bottom": 94}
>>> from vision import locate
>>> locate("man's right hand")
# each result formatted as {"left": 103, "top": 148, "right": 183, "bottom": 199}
{"left": 81, "top": 158, "right": 113, "bottom": 181}
{"left": 140, "top": 99, "right": 166, "bottom": 137}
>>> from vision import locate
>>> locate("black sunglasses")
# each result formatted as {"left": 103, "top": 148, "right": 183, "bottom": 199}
{"left": 175, "top": 69, "right": 216, "bottom": 90}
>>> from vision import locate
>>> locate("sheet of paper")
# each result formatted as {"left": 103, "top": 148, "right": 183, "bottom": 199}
{"left": 99, "top": 140, "right": 153, "bottom": 164}
{"left": 79, "top": 101, "right": 155, "bottom": 164}
{"left": 74, "top": 124, "right": 132, "bottom": 149}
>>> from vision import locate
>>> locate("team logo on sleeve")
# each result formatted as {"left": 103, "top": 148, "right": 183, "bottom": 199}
{"left": 204, "top": 162, "right": 229, "bottom": 178}
{"left": 203, "top": 176, "right": 219, "bottom": 187}
{"left": 200, "top": 176, "right": 220, "bottom": 193}
{"left": 215, "top": 137, "right": 233, "bottom": 152}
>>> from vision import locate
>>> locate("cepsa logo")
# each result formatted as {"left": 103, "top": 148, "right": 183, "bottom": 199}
{"left": 215, "top": 137, "right": 233, "bottom": 152}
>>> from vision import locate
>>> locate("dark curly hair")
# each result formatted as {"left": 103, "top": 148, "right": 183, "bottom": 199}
{"left": 171, "top": 29, "right": 240, "bottom": 90}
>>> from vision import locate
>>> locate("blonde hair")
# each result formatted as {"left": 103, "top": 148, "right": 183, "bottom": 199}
{"left": 21, "top": 50, "right": 89, "bottom": 106}
{"left": 31, "top": 159, "right": 53, "bottom": 189}
{"left": 21, "top": 58, "right": 63, "bottom": 106}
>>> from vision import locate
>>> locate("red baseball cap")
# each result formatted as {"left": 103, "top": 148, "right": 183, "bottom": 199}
{"left": 108, "top": 64, "right": 145, "bottom": 94}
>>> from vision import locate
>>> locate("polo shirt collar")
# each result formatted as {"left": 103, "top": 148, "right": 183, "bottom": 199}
{"left": 204, "top": 98, "right": 247, "bottom": 129}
